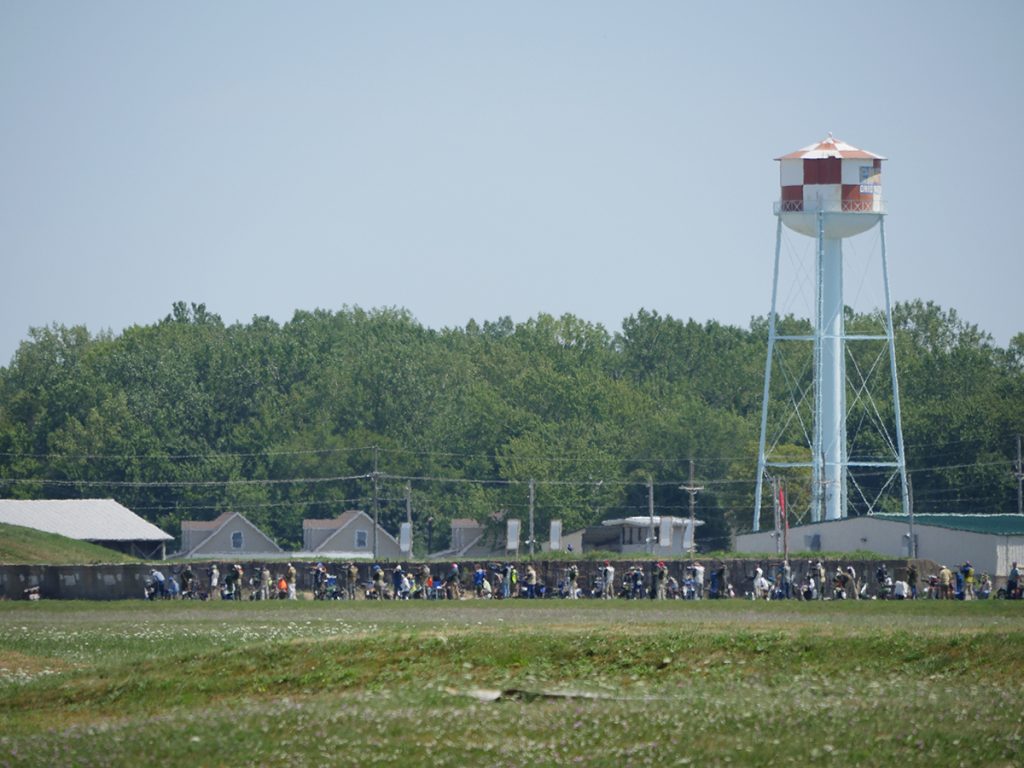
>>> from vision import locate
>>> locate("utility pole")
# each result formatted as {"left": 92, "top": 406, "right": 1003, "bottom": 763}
{"left": 405, "top": 481, "right": 413, "bottom": 557}
{"left": 907, "top": 473, "right": 917, "bottom": 559}
{"left": 372, "top": 445, "right": 380, "bottom": 559}
{"left": 680, "top": 460, "right": 704, "bottom": 560}
{"left": 528, "top": 479, "right": 536, "bottom": 557}
{"left": 781, "top": 478, "right": 788, "bottom": 564}
{"left": 770, "top": 473, "right": 781, "bottom": 554}
{"left": 1016, "top": 435, "right": 1023, "bottom": 516}
{"left": 647, "top": 476, "right": 655, "bottom": 555}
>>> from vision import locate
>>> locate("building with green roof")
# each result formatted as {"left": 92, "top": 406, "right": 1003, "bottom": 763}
{"left": 735, "top": 513, "right": 1024, "bottom": 578}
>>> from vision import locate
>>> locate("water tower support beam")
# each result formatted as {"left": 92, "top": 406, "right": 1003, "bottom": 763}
{"left": 880, "top": 219, "right": 910, "bottom": 516}
{"left": 753, "top": 217, "right": 784, "bottom": 532}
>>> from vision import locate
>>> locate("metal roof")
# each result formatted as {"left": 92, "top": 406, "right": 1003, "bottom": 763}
{"left": 777, "top": 134, "right": 885, "bottom": 161}
{"left": 601, "top": 516, "right": 704, "bottom": 528}
{"left": 302, "top": 510, "right": 364, "bottom": 530}
{"left": 0, "top": 499, "right": 173, "bottom": 542}
{"left": 874, "top": 513, "right": 1024, "bottom": 536}
{"left": 180, "top": 512, "right": 233, "bottom": 531}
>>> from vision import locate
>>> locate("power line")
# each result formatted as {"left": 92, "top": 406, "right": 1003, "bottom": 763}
{"left": 0, "top": 446, "right": 380, "bottom": 461}
{"left": 0, "top": 473, "right": 370, "bottom": 488}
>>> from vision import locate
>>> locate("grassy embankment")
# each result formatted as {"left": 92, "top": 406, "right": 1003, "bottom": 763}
{"left": 0, "top": 523, "right": 138, "bottom": 565}
{"left": 1, "top": 599, "right": 1021, "bottom": 767}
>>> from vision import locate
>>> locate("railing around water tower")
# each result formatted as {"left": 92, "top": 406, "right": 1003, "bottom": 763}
{"left": 774, "top": 198, "right": 885, "bottom": 215}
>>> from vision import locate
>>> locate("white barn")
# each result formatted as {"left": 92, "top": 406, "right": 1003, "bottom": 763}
{"left": 734, "top": 514, "right": 1024, "bottom": 578}
{"left": 0, "top": 498, "right": 173, "bottom": 559}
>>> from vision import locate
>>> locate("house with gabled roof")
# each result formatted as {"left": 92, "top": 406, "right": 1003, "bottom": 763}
{"left": 0, "top": 498, "right": 173, "bottom": 559}
{"left": 303, "top": 509, "right": 403, "bottom": 559}
{"left": 178, "top": 511, "right": 283, "bottom": 559}
{"left": 431, "top": 517, "right": 522, "bottom": 560}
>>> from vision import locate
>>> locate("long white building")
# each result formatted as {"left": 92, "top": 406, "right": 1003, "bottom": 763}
{"left": 735, "top": 514, "right": 1024, "bottom": 578}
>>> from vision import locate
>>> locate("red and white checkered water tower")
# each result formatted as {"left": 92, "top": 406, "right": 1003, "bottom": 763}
{"left": 753, "top": 135, "right": 909, "bottom": 530}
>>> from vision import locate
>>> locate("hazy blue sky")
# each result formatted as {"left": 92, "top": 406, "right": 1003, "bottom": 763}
{"left": 2, "top": 2, "right": 1021, "bottom": 365}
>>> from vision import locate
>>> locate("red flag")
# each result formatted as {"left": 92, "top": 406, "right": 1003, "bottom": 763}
{"left": 779, "top": 486, "right": 789, "bottom": 535}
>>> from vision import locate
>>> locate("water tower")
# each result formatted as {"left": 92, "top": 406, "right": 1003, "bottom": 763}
{"left": 753, "top": 135, "right": 910, "bottom": 530}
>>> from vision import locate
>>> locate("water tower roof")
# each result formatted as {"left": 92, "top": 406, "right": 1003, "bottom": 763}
{"left": 777, "top": 134, "right": 885, "bottom": 161}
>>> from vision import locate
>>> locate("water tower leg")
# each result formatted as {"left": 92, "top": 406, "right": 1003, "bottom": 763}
{"left": 753, "top": 218, "right": 784, "bottom": 532}
{"left": 880, "top": 219, "right": 911, "bottom": 517}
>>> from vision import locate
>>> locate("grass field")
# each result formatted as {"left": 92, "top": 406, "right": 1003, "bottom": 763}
{"left": 0, "top": 598, "right": 1021, "bottom": 767}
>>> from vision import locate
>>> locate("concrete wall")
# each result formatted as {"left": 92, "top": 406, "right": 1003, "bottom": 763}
{"left": 1, "top": 564, "right": 155, "bottom": 600}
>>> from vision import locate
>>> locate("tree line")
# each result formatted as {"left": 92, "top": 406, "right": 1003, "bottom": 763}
{"left": 0, "top": 300, "right": 1020, "bottom": 552}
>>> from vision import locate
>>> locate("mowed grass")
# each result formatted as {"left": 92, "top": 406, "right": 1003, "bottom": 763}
{"left": 0, "top": 599, "right": 1022, "bottom": 767}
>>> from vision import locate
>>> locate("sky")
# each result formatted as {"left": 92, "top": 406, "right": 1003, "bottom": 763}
{"left": 1, "top": 1, "right": 1021, "bottom": 366}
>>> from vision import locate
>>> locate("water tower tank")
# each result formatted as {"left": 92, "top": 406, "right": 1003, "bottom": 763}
{"left": 775, "top": 134, "right": 884, "bottom": 238}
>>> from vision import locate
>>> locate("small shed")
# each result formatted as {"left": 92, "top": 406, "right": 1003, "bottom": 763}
{"left": 178, "top": 511, "right": 283, "bottom": 559}
{"left": 0, "top": 498, "right": 173, "bottom": 559}
{"left": 583, "top": 516, "right": 703, "bottom": 557}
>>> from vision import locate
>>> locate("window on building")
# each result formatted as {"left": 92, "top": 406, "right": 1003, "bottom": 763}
{"left": 355, "top": 530, "right": 368, "bottom": 548}
{"left": 231, "top": 531, "right": 243, "bottom": 550}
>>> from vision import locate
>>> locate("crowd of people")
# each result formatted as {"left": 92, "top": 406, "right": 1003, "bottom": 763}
{"left": 143, "top": 558, "right": 1021, "bottom": 602}
{"left": 145, "top": 562, "right": 299, "bottom": 601}
{"left": 748, "top": 559, "right": 1008, "bottom": 601}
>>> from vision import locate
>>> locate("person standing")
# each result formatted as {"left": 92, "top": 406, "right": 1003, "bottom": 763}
{"left": 907, "top": 563, "right": 918, "bottom": 600}
{"left": 165, "top": 573, "right": 180, "bottom": 599}
{"left": 962, "top": 562, "right": 975, "bottom": 600}
{"left": 1008, "top": 562, "right": 1020, "bottom": 599}
{"left": 149, "top": 569, "right": 166, "bottom": 599}
{"left": 602, "top": 561, "right": 615, "bottom": 599}
{"left": 371, "top": 565, "right": 386, "bottom": 599}
{"left": 754, "top": 566, "right": 769, "bottom": 600}
{"left": 692, "top": 561, "right": 705, "bottom": 600}
{"left": 938, "top": 564, "right": 953, "bottom": 600}
{"left": 181, "top": 566, "right": 195, "bottom": 597}
{"left": 444, "top": 562, "right": 461, "bottom": 600}
{"left": 392, "top": 565, "right": 405, "bottom": 600}
{"left": 259, "top": 565, "right": 272, "bottom": 601}
{"left": 418, "top": 563, "right": 431, "bottom": 600}
{"left": 525, "top": 564, "right": 538, "bottom": 599}
{"left": 286, "top": 562, "right": 297, "bottom": 600}
{"left": 845, "top": 566, "right": 859, "bottom": 600}
{"left": 566, "top": 563, "right": 579, "bottom": 599}
{"left": 655, "top": 562, "right": 668, "bottom": 600}
{"left": 346, "top": 562, "right": 359, "bottom": 600}
{"left": 223, "top": 565, "right": 240, "bottom": 600}
{"left": 209, "top": 563, "right": 220, "bottom": 600}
